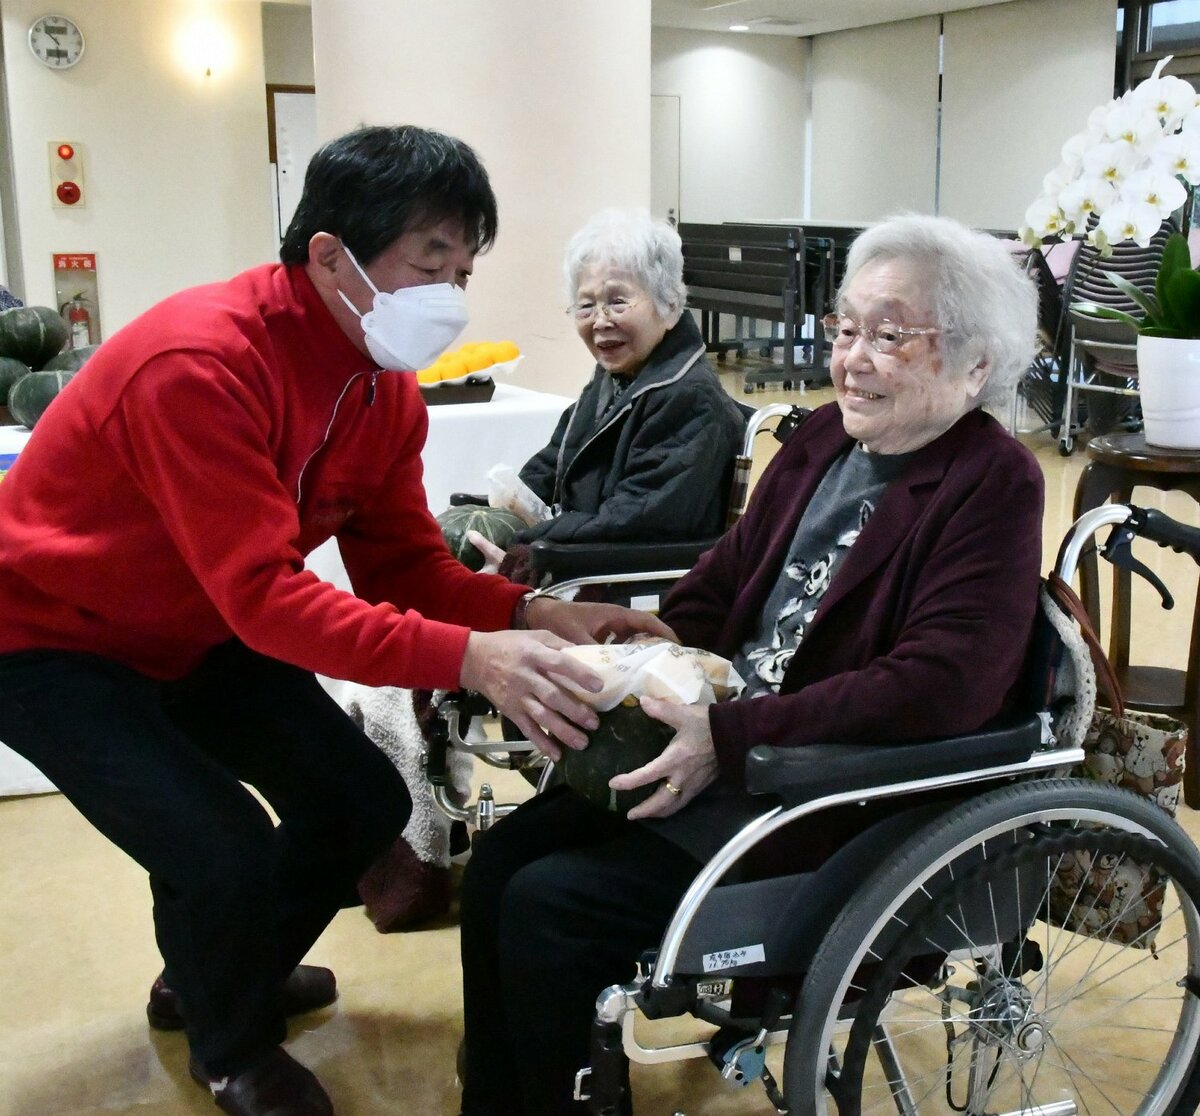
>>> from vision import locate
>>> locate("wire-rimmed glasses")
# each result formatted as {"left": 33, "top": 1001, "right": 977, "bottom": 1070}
{"left": 821, "top": 313, "right": 945, "bottom": 355}
{"left": 569, "top": 296, "right": 641, "bottom": 324}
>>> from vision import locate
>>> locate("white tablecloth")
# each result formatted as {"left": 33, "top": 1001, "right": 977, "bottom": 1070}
{"left": 0, "top": 382, "right": 571, "bottom": 796}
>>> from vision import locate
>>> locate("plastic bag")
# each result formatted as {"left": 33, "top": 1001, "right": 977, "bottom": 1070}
{"left": 559, "top": 640, "right": 745, "bottom": 711}
{"left": 486, "top": 464, "right": 552, "bottom": 527}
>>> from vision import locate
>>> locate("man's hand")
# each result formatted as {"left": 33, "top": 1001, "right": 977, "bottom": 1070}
{"left": 609, "top": 698, "right": 718, "bottom": 819}
{"left": 524, "top": 597, "right": 677, "bottom": 646}
{"left": 465, "top": 530, "right": 506, "bottom": 575}
{"left": 459, "top": 629, "right": 603, "bottom": 760}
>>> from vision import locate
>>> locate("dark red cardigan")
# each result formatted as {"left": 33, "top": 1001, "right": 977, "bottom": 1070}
{"left": 663, "top": 402, "right": 1045, "bottom": 786}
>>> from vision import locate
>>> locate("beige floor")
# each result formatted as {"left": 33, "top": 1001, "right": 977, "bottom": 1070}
{"left": 3, "top": 363, "right": 1200, "bottom": 1116}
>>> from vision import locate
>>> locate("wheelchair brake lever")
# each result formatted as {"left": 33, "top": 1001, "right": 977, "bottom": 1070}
{"left": 1101, "top": 524, "right": 1175, "bottom": 610}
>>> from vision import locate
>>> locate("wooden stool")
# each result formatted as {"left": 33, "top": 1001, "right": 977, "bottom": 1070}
{"left": 1072, "top": 431, "right": 1200, "bottom": 807}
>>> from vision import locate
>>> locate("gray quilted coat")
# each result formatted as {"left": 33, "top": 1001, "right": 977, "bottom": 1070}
{"left": 516, "top": 313, "right": 746, "bottom": 544}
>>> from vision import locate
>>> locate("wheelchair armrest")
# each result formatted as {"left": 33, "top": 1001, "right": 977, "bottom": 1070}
{"left": 743, "top": 715, "right": 1044, "bottom": 804}
{"left": 528, "top": 537, "right": 718, "bottom": 579}
{"left": 449, "top": 492, "right": 489, "bottom": 507}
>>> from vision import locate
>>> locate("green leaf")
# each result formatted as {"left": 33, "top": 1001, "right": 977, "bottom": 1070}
{"left": 1140, "top": 325, "right": 1191, "bottom": 338}
{"left": 1103, "top": 271, "right": 1162, "bottom": 321}
{"left": 1160, "top": 268, "right": 1200, "bottom": 338}
{"left": 1070, "top": 301, "right": 1145, "bottom": 331}
{"left": 1157, "top": 233, "right": 1193, "bottom": 320}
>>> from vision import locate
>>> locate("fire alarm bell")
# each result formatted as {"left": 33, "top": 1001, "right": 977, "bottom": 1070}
{"left": 49, "top": 140, "right": 84, "bottom": 208}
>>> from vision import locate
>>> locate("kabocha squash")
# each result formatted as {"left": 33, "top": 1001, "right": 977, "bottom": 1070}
{"left": 560, "top": 698, "right": 674, "bottom": 814}
{"left": 436, "top": 505, "right": 526, "bottom": 571}
{"left": 0, "top": 306, "right": 69, "bottom": 369}
{"left": 8, "top": 369, "right": 75, "bottom": 429}
{"left": 0, "top": 357, "right": 31, "bottom": 405}
{"left": 43, "top": 344, "right": 99, "bottom": 372}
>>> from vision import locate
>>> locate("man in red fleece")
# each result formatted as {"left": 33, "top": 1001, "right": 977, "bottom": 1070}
{"left": 0, "top": 125, "right": 669, "bottom": 1116}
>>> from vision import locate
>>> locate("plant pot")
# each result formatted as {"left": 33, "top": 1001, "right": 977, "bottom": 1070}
{"left": 1137, "top": 335, "right": 1200, "bottom": 450}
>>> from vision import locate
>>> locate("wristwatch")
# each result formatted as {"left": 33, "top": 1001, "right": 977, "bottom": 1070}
{"left": 512, "top": 591, "right": 538, "bottom": 630}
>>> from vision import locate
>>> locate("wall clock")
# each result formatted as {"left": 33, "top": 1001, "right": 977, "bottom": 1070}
{"left": 28, "top": 14, "right": 85, "bottom": 70}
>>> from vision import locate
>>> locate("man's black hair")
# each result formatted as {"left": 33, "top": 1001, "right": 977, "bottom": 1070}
{"left": 279, "top": 124, "right": 498, "bottom": 266}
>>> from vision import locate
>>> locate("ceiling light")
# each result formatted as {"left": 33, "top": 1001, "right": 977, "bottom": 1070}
{"left": 729, "top": 23, "right": 749, "bottom": 31}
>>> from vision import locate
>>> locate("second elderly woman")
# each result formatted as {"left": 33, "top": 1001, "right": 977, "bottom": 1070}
{"left": 512, "top": 209, "right": 746, "bottom": 545}
{"left": 457, "top": 213, "right": 1045, "bottom": 1116}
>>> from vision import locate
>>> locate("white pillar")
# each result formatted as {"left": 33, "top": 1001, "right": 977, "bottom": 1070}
{"left": 311, "top": 0, "right": 652, "bottom": 397}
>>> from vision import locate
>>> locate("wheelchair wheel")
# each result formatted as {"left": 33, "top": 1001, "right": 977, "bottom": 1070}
{"left": 783, "top": 780, "right": 1200, "bottom": 1116}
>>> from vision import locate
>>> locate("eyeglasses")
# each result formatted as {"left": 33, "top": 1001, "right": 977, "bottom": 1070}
{"left": 821, "top": 313, "right": 945, "bottom": 355}
{"left": 569, "top": 296, "right": 640, "bottom": 324}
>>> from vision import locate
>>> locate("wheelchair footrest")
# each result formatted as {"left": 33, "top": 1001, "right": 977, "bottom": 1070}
{"left": 579, "top": 1019, "right": 627, "bottom": 1115}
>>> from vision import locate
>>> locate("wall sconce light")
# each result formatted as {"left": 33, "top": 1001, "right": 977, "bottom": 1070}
{"left": 174, "top": 16, "right": 235, "bottom": 80}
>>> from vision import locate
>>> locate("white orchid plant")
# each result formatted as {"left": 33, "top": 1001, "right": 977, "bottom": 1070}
{"left": 1021, "top": 58, "right": 1200, "bottom": 340}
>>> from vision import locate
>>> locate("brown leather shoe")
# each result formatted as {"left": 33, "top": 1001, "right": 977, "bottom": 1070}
{"left": 189, "top": 1047, "right": 333, "bottom": 1116}
{"left": 147, "top": 965, "right": 338, "bottom": 1031}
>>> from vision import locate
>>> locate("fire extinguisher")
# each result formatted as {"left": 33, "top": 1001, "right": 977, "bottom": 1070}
{"left": 66, "top": 294, "right": 91, "bottom": 349}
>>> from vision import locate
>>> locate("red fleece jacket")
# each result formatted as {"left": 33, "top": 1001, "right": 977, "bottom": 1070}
{"left": 0, "top": 264, "right": 525, "bottom": 687}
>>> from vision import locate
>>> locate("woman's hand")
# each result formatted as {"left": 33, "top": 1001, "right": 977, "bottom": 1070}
{"left": 465, "top": 529, "right": 506, "bottom": 575}
{"left": 459, "top": 629, "right": 602, "bottom": 760}
{"left": 524, "top": 596, "right": 677, "bottom": 645}
{"left": 609, "top": 697, "right": 718, "bottom": 819}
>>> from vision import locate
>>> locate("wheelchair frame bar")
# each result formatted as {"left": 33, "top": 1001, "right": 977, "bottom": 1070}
{"left": 534, "top": 568, "right": 692, "bottom": 602}
{"left": 1054, "top": 503, "right": 1135, "bottom": 585}
{"left": 651, "top": 743, "right": 1085, "bottom": 987}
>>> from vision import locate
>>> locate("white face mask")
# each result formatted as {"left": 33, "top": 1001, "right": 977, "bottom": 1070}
{"left": 337, "top": 244, "right": 469, "bottom": 371}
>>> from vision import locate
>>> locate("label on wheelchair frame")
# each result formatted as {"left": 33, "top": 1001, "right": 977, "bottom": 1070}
{"left": 695, "top": 979, "right": 733, "bottom": 999}
{"left": 702, "top": 943, "right": 765, "bottom": 973}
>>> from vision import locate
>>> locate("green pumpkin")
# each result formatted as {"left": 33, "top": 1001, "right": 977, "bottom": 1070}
{"left": 0, "top": 357, "right": 32, "bottom": 406}
{"left": 560, "top": 699, "right": 674, "bottom": 814}
{"left": 8, "top": 369, "right": 75, "bottom": 429}
{"left": 0, "top": 306, "right": 69, "bottom": 369}
{"left": 42, "top": 344, "right": 99, "bottom": 372}
{"left": 436, "top": 505, "right": 526, "bottom": 571}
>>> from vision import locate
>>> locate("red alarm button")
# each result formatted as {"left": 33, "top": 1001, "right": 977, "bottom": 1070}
{"left": 56, "top": 181, "right": 81, "bottom": 205}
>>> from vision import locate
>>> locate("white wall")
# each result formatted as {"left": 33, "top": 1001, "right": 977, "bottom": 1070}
{"left": 0, "top": 0, "right": 276, "bottom": 331}
{"left": 262, "top": 1, "right": 314, "bottom": 86}
{"left": 809, "top": 17, "right": 941, "bottom": 222}
{"left": 311, "top": 0, "right": 651, "bottom": 399}
{"left": 939, "top": 0, "right": 1118, "bottom": 229}
{"left": 651, "top": 28, "right": 807, "bottom": 223}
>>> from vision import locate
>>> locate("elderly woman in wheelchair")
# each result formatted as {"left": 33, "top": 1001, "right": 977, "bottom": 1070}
{"left": 455, "top": 213, "right": 1122, "bottom": 1116}
{"left": 465, "top": 207, "right": 746, "bottom": 585}
{"left": 459, "top": 215, "right": 1200, "bottom": 1116}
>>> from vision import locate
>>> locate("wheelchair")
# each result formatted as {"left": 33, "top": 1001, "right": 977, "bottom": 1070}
{"left": 570, "top": 500, "right": 1200, "bottom": 1116}
{"left": 432, "top": 500, "right": 1200, "bottom": 1115}
{"left": 426, "top": 403, "right": 809, "bottom": 828}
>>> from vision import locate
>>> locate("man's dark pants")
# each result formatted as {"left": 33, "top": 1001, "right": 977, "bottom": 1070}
{"left": 0, "top": 640, "right": 410, "bottom": 1076}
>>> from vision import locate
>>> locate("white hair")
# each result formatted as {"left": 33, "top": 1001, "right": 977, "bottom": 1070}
{"left": 840, "top": 214, "right": 1038, "bottom": 408}
{"left": 563, "top": 209, "right": 687, "bottom": 318}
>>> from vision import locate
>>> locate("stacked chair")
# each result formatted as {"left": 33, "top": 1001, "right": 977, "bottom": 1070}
{"left": 1057, "top": 223, "right": 1175, "bottom": 455}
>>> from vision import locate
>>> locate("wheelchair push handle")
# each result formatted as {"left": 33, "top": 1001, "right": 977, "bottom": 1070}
{"left": 1126, "top": 505, "right": 1200, "bottom": 564}
{"left": 1056, "top": 502, "right": 1199, "bottom": 594}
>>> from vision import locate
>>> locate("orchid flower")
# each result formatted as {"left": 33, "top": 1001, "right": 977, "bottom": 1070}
{"left": 1102, "top": 102, "right": 1166, "bottom": 156}
{"left": 1132, "top": 73, "right": 1198, "bottom": 131}
{"left": 1153, "top": 131, "right": 1200, "bottom": 186}
{"left": 1058, "top": 176, "right": 1116, "bottom": 228}
{"left": 1023, "top": 195, "right": 1069, "bottom": 239}
{"left": 1095, "top": 200, "right": 1164, "bottom": 248}
{"left": 1120, "top": 168, "right": 1188, "bottom": 218}
{"left": 1082, "top": 140, "right": 1140, "bottom": 186}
